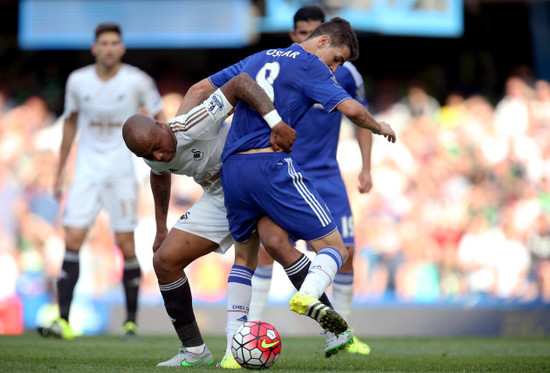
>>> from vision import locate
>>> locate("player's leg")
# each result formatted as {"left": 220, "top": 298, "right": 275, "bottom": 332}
{"left": 258, "top": 217, "right": 352, "bottom": 357}
{"left": 218, "top": 236, "right": 260, "bottom": 369}
{"left": 220, "top": 153, "right": 348, "bottom": 349}
{"left": 222, "top": 234, "right": 259, "bottom": 359}
{"left": 249, "top": 155, "right": 349, "bottom": 333}
{"left": 155, "top": 193, "right": 229, "bottom": 367}
{"left": 316, "top": 173, "right": 371, "bottom": 355}
{"left": 333, "top": 245, "right": 369, "bottom": 355}
{"left": 114, "top": 231, "right": 140, "bottom": 339}
{"left": 248, "top": 245, "right": 274, "bottom": 321}
{"left": 286, "top": 229, "right": 350, "bottom": 334}
{"left": 109, "top": 179, "right": 141, "bottom": 338}
{"left": 154, "top": 229, "right": 217, "bottom": 367}
{"left": 39, "top": 225, "right": 88, "bottom": 340}
{"left": 256, "top": 216, "right": 333, "bottom": 308}
{"left": 332, "top": 246, "right": 354, "bottom": 319}
{"left": 38, "top": 179, "right": 100, "bottom": 340}
{"left": 58, "top": 226, "right": 88, "bottom": 323}
{"left": 37, "top": 226, "right": 86, "bottom": 340}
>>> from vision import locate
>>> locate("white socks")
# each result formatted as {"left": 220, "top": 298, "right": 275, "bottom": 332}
{"left": 300, "top": 247, "right": 344, "bottom": 298}
{"left": 248, "top": 265, "right": 273, "bottom": 321}
{"left": 225, "top": 265, "right": 253, "bottom": 356}
{"left": 332, "top": 271, "right": 354, "bottom": 320}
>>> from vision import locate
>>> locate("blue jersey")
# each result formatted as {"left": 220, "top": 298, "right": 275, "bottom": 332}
{"left": 292, "top": 61, "right": 367, "bottom": 172}
{"left": 209, "top": 43, "right": 352, "bottom": 160}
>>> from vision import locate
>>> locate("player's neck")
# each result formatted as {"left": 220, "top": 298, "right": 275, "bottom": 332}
{"left": 299, "top": 39, "right": 317, "bottom": 55}
{"left": 95, "top": 62, "right": 122, "bottom": 81}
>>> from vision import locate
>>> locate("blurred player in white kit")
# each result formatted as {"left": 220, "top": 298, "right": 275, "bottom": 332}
{"left": 38, "top": 23, "right": 165, "bottom": 340}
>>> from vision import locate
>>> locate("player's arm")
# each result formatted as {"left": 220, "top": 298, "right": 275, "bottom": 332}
{"left": 176, "top": 78, "right": 216, "bottom": 116}
{"left": 220, "top": 72, "right": 296, "bottom": 152}
{"left": 53, "top": 112, "right": 78, "bottom": 201}
{"left": 356, "top": 126, "right": 373, "bottom": 193}
{"left": 150, "top": 170, "right": 171, "bottom": 252}
{"left": 336, "top": 99, "right": 396, "bottom": 143}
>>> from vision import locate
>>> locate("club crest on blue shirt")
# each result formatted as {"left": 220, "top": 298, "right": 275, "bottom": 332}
{"left": 207, "top": 93, "right": 224, "bottom": 114}
{"left": 330, "top": 76, "right": 342, "bottom": 88}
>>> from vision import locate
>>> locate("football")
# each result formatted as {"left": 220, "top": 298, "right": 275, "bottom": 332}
{"left": 231, "top": 321, "right": 282, "bottom": 369}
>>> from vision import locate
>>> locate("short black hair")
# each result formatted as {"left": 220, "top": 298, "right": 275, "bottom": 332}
{"left": 95, "top": 23, "right": 121, "bottom": 41}
{"left": 308, "top": 17, "right": 359, "bottom": 61}
{"left": 293, "top": 6, "right": 325, "bottom": 29}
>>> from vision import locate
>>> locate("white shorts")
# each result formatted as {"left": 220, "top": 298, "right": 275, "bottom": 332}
{"left": 63, "top": 177, "right": 139, "bottom": 232}
{"left": 172, "top": 189, "right": 233, "bottom": 254}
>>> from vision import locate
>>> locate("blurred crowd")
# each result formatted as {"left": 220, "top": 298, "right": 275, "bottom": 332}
{"left": 344, "top": 76, "right": 550, "bottom": 304}
{"left": 1, "top": 72, "right": 549, "bottom": 332}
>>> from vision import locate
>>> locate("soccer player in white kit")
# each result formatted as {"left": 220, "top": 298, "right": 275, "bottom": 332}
{"left": 38, "top": 23, "right": 165, "bottom": 340}
{"left": 122, "top": 72, "right": 294, "bottom": 367}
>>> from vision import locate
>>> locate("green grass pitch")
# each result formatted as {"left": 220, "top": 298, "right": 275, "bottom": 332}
{"left": 1, "top": 333, "right": 549, "bottom": 372}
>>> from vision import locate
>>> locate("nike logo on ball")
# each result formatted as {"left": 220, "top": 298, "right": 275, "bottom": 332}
{"left": 261, "top": 339, "right": 280, "bottom": 349}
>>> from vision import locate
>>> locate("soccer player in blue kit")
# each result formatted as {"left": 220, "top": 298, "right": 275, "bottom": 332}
{"left": 248, "top": 6, "right": 373, "bottom": 355}
{"left": 178, "top": 17, "right": 395, "bottom": 368}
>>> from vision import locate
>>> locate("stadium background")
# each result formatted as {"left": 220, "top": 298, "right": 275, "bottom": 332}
{"left": 0, "top": 0, "right": 549, "bottom": 337}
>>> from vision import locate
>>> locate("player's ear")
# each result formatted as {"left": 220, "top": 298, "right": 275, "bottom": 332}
{"left": 289, "top": 30, "right": 297, "bottom": 43}
{"left": 155, "top": 120, "right": 166, "bottom": 132}
{"left": 318, "top": 35, "right": 330, "bottom": 49}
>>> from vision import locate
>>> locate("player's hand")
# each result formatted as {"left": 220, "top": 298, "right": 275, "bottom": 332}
{"left": 358, "top": 169, "right": 372, "bottom": 193}
{"left": 152, "top": 228, "right": 168, "bottom": 253}
{"left": 374, "top": 121, "right": 396, "bottom": 143}
{"left": 270, "top": 121, "right": 296, "bottom": 153}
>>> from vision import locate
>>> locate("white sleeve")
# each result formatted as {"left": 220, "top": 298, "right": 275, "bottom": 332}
{"left": 169, "top": 89, "right": 233, "bottom": 140}
{"left": 137, "top": 71, "right": 163, "bottom": 117}
{"left": 144, "top": 159, "right": 163, "bottom": 175}
{"left": 63, "top": 73, "right": 78, "bottom": 118}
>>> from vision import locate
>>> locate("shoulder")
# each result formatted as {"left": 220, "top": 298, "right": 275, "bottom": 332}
{"left": 336, "top": 62, "right": 364, "bottom": 87}
{"left": 67, "top": 65, "right": 95, "bottom": 81}
{"left": 121, "top": 64, "right": 154, "bottom": 81}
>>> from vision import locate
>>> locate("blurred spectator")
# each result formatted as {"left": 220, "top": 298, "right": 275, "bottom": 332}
{"left": 494, "top": 76, "right": 533, "bottom": 140}
{"left": 493, "top": 207, "right": 533, "bottom": 301}
{"left": 397, "top": 79, "right": 441, "bottom": 121}
{"left": 528, "top": 212, "right": 550, "bottom": 302}
{"left": 456, "top": 213, "right": 498, "bottom": 301}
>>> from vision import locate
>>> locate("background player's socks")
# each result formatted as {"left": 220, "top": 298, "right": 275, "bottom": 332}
{"left": 122, "top": 256, "right": 141, "bottom": 324}
{"left": 57, "top": 249, "right": 80, "bottom": 321}
{"left": 332, "top": 271, "right": 354, "bottom": 320}
{"left": 249, "top": 264, "right": 273, "bottom": 321}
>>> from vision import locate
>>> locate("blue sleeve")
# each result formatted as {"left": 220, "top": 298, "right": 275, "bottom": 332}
{"left": 209, "top": 55, "right": 253, "bottom": 88}
{"left": 302, "top": 59, "right": 352, "bottom": 113}
{"left": 336, "top": 62, "right": 367, "bottom": 108}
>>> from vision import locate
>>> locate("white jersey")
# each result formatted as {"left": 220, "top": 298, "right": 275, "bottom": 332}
{"left": 65, "top": 63, "right": 163, "bottom": 182}
{"left": 145, "top": 90, "right": 234, "bottom": 197}
{"left": 144, "top": 90, "right": 235, "bottom": 252}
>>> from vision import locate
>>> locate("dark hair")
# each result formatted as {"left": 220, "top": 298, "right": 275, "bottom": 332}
{"left": 293, "top": 6, "right": 325, "bottom": 29}
{"left": 95, "top": 23, "right": 121, "bottom": 40}
{"left": 308, "top": 17, "right": 359, "bottom": 61}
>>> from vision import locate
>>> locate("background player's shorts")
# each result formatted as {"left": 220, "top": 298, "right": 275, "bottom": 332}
{"left": 221, "top": 152, "right": 337, "bottom": 243}
{"left": 63, "top": 177, "right": 138, "bottom": 232}
{"left": 172, "top": 189, "right": 233, "bottom": 254}
{"left": 306, "top": 168, "right": 355, "bottom": 247}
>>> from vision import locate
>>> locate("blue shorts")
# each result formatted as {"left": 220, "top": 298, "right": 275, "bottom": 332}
{"left": 221, "top": 152, "right": 337, "bottom": 243}
{"left": 306, "top": 168, "right": 355, "bottom": 247}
